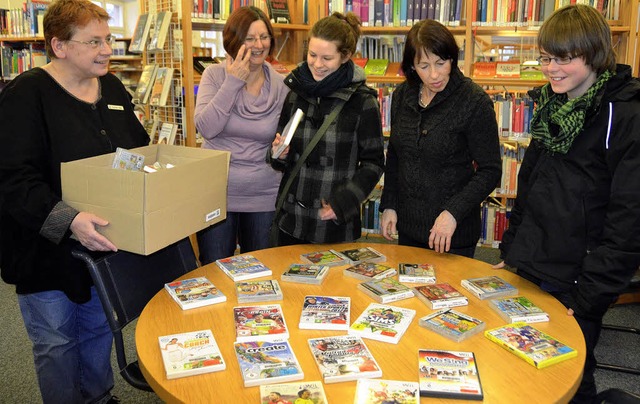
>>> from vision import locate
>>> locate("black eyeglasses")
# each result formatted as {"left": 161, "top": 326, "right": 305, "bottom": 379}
{"left": 536, "top": 55, "right": 576, "bottom": 66}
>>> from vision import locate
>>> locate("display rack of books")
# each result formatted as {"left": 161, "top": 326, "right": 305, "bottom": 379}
{"left": 108, "top": 38, "right": 144, "bottom": 94}
{"left": 0, "top": 37, "right": 47, "bottom": 80}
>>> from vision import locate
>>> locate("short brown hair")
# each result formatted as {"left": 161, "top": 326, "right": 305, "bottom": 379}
{"left": 538, "top": 5, "right": 616, "bottom": 75}
{"left": 401, "top": 19, "right": 459, "bottom": 86}
{"left": 223, "top": 6, "right": 275, "bottom": 59}
{"left": 309, "top": 12, "right": 361, "bottom": 58}
{"left": 43, "top": 0, "right": 110, "bottom": 58}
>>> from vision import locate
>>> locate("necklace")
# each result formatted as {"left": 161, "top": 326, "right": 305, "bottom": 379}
{"left": 418, "top": 83, "right": 428, "bottom": 108}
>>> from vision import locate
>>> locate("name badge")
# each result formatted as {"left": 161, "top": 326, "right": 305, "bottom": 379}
{"left": 107, "top": 104, "right": 124, "bottom": 111}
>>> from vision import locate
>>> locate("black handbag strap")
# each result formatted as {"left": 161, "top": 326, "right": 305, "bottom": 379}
{"left": 271, "top": 100, "right": 346, "bottom": 243}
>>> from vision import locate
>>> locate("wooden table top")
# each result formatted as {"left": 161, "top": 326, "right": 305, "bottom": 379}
{"left": 136, "top": 243, "right": 586, "bottom": 403}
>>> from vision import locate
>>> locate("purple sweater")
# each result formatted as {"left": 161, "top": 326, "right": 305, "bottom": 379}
{"left": 195, "top": 61, "right": 289, "bottom": 212}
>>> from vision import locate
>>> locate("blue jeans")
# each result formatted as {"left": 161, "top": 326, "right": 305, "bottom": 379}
{"left": 197, "top": 211, "right": 275, "bottom": 265}
{"left": 398, "top": 233, "right": 477, "bottom": 258}
{"left": 18, "top": 288, "right": 114, "bottom": 404}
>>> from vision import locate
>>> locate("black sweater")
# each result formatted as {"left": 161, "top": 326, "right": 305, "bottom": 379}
{"left": 380, "top": 67, "right": 502, "bottom": 248}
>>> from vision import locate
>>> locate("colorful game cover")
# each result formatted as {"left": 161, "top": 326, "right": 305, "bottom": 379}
{"left": 489, "top": 296, "right": 549, "bottom": 323}
{"left": 234, "top": 304, "right": 289, "bottom": 342}
{"left": 349, "top": 303, "right": 416, "bottom": 344}
{"left": 234, "top": 340, "right": 304, "bottom": 387}
{"left": 215, "top": 254, "right": 272, "bottom": 281}
{"left": 343, "top": 262, "right": 397, "bottom": 281}
{"left": 461, "top": 275, "right": 518, "bottom": 300}
{"left": 308, "top": 335, "right": 382, "bottom": 383}
{"left": 281, "top": 264, "right": 330, "bottom": 284}
{"left": 164, "top": 277, "right": 226, "bottom": 310}
{"left": 158, "top": 329, "right": 225, "bottom": 379}
{"left": 484, "top": 322, "right": 578, "bottom": 369}
{"left": 418, "top": 350, "right": 483, "bottom": 400}
{"left": 354, "top": 379, "right": 420, "bottom": 404}
{"left": 259, "top": 380, "right": 328, "bottom": 404}
{"left": 418, "top": 309, "right": 485, "bottom": 342}
{"left": 337, "top": 246, "right": 386, "bottom": 264}
{"left": 398, "top": 263, "right": 436, "bottom": 284}
{"left": 413, "top": 283, "right": 469, "bottom": 309}
{"left": 300, "top": 250, "right": 348, "bottom": 267}
{"left": 358, "top": 277, "right": 415, "bottom": 303}
{"left": 299, "top": 296, "right": 351, "bottom": 331}
{"left": 235, "top": 280, "right": 283, "bottom": 303}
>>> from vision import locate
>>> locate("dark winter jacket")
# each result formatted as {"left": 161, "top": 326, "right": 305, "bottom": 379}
{"left": 380, "top": 66, "right": 502, "bottom": 248}
{"left": 500, "top": 64, "right": 640, "bottom": 320}
{"left": 271, "top": 65, "right": 385, "bottom": 243}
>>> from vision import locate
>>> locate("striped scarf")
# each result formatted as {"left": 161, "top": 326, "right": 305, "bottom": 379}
{"left": 530, "top": 70, "right": 612, "bottom": 154}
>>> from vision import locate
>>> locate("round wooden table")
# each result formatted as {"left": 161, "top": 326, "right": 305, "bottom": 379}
{"left": 136, "top": 243, "right": 586, "bottom": 403}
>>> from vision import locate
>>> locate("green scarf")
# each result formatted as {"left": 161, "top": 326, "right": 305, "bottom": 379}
{"left": 530, "top": 70, "right": 612, "bottom": 154}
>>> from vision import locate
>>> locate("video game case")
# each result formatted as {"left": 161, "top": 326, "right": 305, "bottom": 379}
{"left": 215, "top": 254, "right": 272, "bottom": 282}
{"left": 354, "top": 379, "right": 420, "bottom": 403}
{"left": 280, "top": 264, "right": 329, "bottom": 285}
{"left": 234, "top": 339, "right": 304, "bottom": 387}
{"left": 300, "top": 249, "right": 349, "bottom": 267}
{"left": 158, "top": 329, "right": 225, "bottom": 379}
{"left": 398, "top": 263, "right": 436, "bottom": 284}
{"left": 349, "top": 302, "right": 416, "bottom": 344}
{"left": 164, "top": 277, "right": 226, "bottom": 310}
{"left": 460, "top": 275, "right": 518, "bottom": 300}
{"left": 419, "top": 309, "right": 485, "bottom": 342}
{"left": 259, "top": 380, "right": 328, "bottom": 404}
{"left": 343, "top": 262, "right": 397, "bottom": 282}
{"left": 234, "top": 279, "right": 283, "bottom": 303}
{"left": 489, "top": 296, "right": 550, "bottom": 323}
{"left": 336, "top": 246, "right": 387, "bottom": 264}
{"left": 418, "top": 349, "right": 483, "bottom": 400}
{"left": 358, "top": 277, "right": 415, "bottom": 303}
{"left": 308, "top": 335, "right": 382, "bottom": 383}
{"left": 299, "top": 296, "right": 351, "bottom": 331}
{"left": 413, "top": 283, "right": 469, "bottom": 309}
{"left": 233, "top": 304, "right": 289, "bottom": 342}
{"left": 112, "top": 147, "right": 145, "bottom": 171}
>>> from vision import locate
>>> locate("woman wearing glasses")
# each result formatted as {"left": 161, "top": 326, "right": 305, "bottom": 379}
{"left": 496, "top": 5, "right": 640, "bottom": 402}
{"left": 379, "top": 19, "right": 501, "bottom": 258}
{"left": 195, "top": 6, "right": 289, "bottom": 264}
{"left": 0, "top": 0, "right": 148, "bottom": 402}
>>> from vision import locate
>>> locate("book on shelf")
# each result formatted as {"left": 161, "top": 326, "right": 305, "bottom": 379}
{"left": 156, "top": 122, "right": 178, "bottom": 145}
{"left": 413, "top": 283, "right": 468, "bottom": 309}
{"left": 300, "top": 249, "right": 348, "bottom": 267}
{"left": 215, "top": 254, "right": 272, "bottom": 281}
{"left": 460, "top": 275, "right": 518, "bottom": 300}
{"left": 234, "top": 339, "right": 304, "bottom": 387}
{"left": 193, "top": 56, "right": 217, "bottom": 74}
{"left": 299, "top": 295, "right": 350, "bottom": 331}
{"left": 358, "top": 277, "right": 415, "bottom": 303}
{"left": 418, "top": 349, "right": 483, "bottom": 400}
{"left": 235, "top": 279, "right": 282, "bottom": 303}
{"left": 129, "top": 13, "right": 152, "bottom": 53}
{"left": 484, "top": 322, "right": 578, "bottom": 369}
{"left": 398, "top": 263, "right": 436, "bottom": 284}
{"left": 354, "top": 379, "right": 420, "bottom": 403}
{"left": 147, "top": 11, "right": 172, "bottom": 52}
{"left": 308, "top": 335, "right": 382, "bottom": 383}
{"left": 281, "top": 264, "right": 329, "bottom": 285}
{"left": 352, "top": 57, "right": 369, "bottom": 68}
{"left": 158, "top": 329, "right": 225, "bottom": 379}
{"left": 111, "top": 147, "right": 145, "bottom": 171}
{"left": 234, "top": 304, "right": 289, "bottom": 342}
{"left": 344, "top": 262, "right": 397, "bottom": 282}
{"left": 349, "top": 302, "right": 416, "bottom": 344}
{"left": 259, "top": 380, "right": 328, "bottom": 404}
{"left": 364, "top": 58, "right": 390, "bottom": 76}
{"left": 489, "top": 296, "right": 550, "bottom": 324}
{"left": 133, "top": 64, "right": 157, "bottom": 104}
{"left": 337, "top": 246, "right": 386, "bottom": 264}
{"left": 164, "top": 277, "right": 226, "bottom": 310}
{"left": 266, "top": 0, "right": 291, "bottom": 23}
{"left": 418, "top": 309, "right": 485, "bottom": 342}
{"left": 272, "top": 108, "right": 304, "bottom": 159}
{"left": 149, "top": 67, "right": 174, "bottom": 107}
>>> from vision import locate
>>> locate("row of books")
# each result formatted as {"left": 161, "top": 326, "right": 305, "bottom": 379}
{"left": 493, "top": 93, "right": 536, "bottom": 138}
{"left": 133, "top": 64, "right": 175, "bottom": 106}
{"left": 359, "top": 35, "right": 406, "bottom": 62}
{"left": 330, "top": 0, "right": 463, "bottom": 28}
{"left": 191, "top": 0, "right": 291, "bottom": 23}
{"left": 128, "top": 12, "right": 173, "bottom": 54}
{"left": 472, "top": 0, "right": 621, "bottom": 27}
{"left": 0, "top": 0, "right": 48, "bottom": 38}
{"left": 0, "top": 42, "right": 46, "bottom": 80}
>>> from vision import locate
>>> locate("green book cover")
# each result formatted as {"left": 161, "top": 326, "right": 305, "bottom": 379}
{"left": 364, "top": 59, "right": 390, "bottom": 76}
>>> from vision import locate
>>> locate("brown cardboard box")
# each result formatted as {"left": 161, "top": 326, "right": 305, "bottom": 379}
{"left": 61, "top": 144, "right": 229, "bottom": 255}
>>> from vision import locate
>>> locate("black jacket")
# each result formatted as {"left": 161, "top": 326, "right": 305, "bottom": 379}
{"left": 380, "top": 67, "right": 502, "bottom": 248}
{"left": 500, "top": 64, "right": 640, "bottom": 320}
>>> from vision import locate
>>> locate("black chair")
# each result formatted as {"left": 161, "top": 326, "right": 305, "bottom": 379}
{"left": 72, "top": 238, "right": 198, "bottom": 391}
{"left": 595, "top": 269, "right": 640, "bottom": 375}
{"left": 594, "top": 388, "right": 640, "bottom": 404}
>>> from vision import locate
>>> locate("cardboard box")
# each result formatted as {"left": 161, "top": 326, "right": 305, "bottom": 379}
{"left": 62, "top": 144, "right": 230, "bottom": 255}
